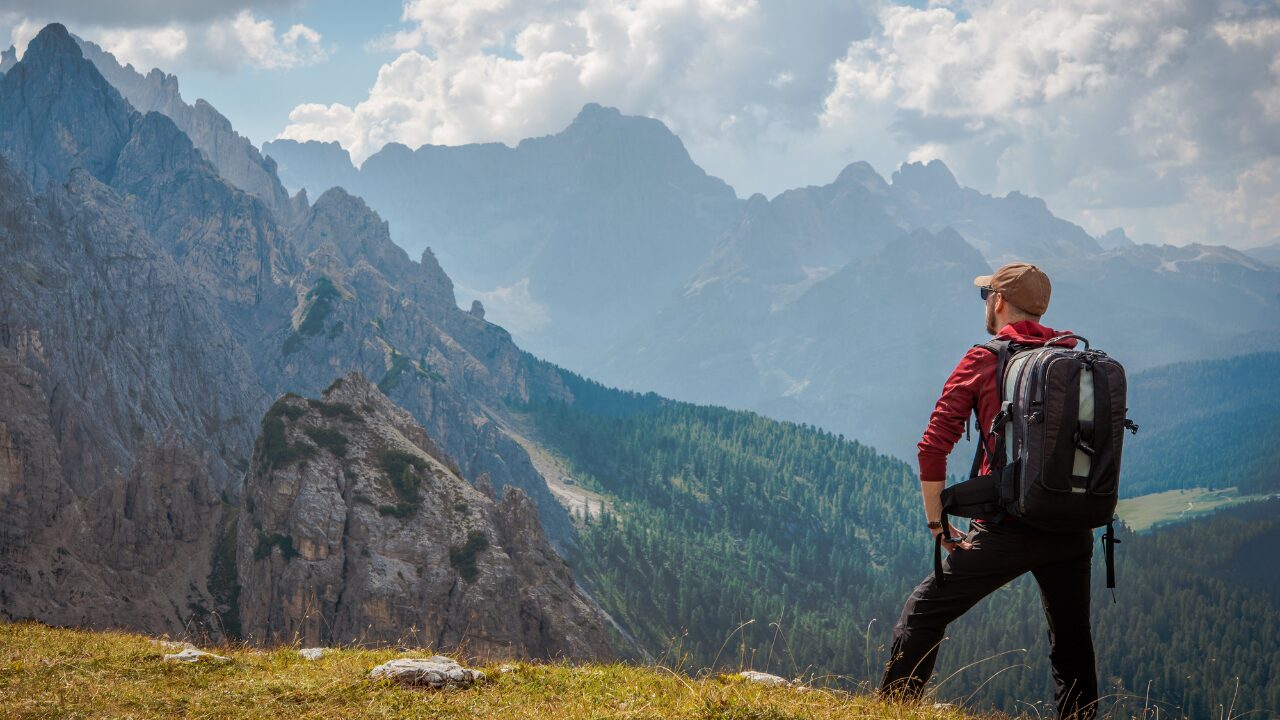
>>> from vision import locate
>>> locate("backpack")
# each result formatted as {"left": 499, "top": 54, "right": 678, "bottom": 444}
{"left": 936, "top": 333, "right": 1139, "bottom": 589}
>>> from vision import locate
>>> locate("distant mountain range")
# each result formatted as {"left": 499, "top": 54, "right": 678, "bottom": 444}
{"left": 266, "top": 128, "right": 1280, "bottom": 460}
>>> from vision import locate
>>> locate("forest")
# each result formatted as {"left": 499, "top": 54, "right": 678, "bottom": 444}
{"left": 516, "top": 370, "right": 1280, "bottom": 716}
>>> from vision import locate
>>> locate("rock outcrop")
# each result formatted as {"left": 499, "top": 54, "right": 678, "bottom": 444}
{"left": 237, "top": 375, "right": 613, "bottom": 659}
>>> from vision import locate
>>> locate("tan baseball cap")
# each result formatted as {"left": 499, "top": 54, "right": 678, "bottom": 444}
{"left": 974, "top": 262, "right": 1052, "bottom": 316}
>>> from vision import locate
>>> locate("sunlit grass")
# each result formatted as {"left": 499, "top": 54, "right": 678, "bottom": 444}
{"left": 0, "top": 621, "right": 990, "bottom": 719}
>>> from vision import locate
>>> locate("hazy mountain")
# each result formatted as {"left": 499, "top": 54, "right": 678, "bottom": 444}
{"left": 0, "top": 45, "right": 16, "bottom": 74}
{"left": 1096, "top": 227, "right": 1135, "bottom": 249}
{"left": 1123, "top": 352, "right": 1280, "bottom": 496}
{"left": 1245, "top": 241, "right": 1280, "bottom": 266}
{"left": 75, "top": 37, "right": 298, "bottom": 223}
{"left": 595, "top": 161, "right": 1280, "bottom": 458}
{"left": 264, "top": 104, "right": 744, "bottom": 369}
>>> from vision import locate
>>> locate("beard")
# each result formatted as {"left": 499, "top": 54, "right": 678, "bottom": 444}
{"left": 985, "top": 298, "right": 998, "bottom": 335}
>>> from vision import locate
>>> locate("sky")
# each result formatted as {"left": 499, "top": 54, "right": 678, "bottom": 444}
{"left": 2, "top": 0, "right": 1279, "bottom": 251}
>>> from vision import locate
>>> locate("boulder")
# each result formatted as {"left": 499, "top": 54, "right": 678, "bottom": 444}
{"left": 369, "top": 656, "right": 486, "bottom": 689}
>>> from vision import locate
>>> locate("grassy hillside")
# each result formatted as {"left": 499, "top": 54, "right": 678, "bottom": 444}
{"left": 0, "top": 622, "right": 982, "bottom": 720}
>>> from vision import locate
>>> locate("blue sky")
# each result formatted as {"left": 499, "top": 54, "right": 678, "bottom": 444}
{"left": 2, "top": 0, "right": 1279, "bottom": 251}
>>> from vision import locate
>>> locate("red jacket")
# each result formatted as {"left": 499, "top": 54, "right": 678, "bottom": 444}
{"left": 917, "top": 320, "right": 1076, "bottom": 483}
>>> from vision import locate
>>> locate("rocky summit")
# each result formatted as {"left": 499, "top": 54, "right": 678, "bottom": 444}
{"left": 237, "top": 374, "right": 613, "bottom": 660}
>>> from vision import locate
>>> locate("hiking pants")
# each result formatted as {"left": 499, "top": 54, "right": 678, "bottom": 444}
{"left": 880, "top": 520, "right": 1098, "bottom": 719}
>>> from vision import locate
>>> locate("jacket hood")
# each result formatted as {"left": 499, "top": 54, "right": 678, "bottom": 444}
{"left": 996, "top": 320, "right": 1077, "bottom": 347}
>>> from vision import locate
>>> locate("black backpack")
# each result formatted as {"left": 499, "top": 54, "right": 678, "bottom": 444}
{"left": 937, "top": 334, "right": 1139, "bottom": 588}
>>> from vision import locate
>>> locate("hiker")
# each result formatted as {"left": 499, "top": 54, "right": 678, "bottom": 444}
{"left": 880, "top": 263, "right": 1099, "bottom": 719}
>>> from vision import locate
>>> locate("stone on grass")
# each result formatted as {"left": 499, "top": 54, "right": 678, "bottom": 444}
{"left": 298, "top": 648, "right": 328, "bottom": 660}
{"left": 369, "top": 656, "right": 486, "bottom": 689}
{"left": 737, "top": 670, "right": 792, "bottom": 687}
{"left": 163, "top": 647, "right": 231, "bottom": 663}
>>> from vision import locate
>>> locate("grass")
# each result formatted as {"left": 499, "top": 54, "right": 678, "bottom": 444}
{"left": 0, "top": 622, "right": 982, "bottom": 720}
{"left": 1116, "top": 487, "right": 1274, "bottom": 532}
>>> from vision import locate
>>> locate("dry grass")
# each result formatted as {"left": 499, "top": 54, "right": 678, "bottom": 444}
{"left": 0, "top": 621, "right": 990, "bottom": 720}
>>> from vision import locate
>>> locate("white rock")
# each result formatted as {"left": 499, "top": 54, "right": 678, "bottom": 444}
{"left": 298, "top": 648, "right": 328, "bottom": 661}
{"left": 369, "top": 657, "right": 485, "bottom": 689}
{"left": 738, "top": 670, "right": 791, "bottom": 687}
{"left": 163, "top": 647, "right": 231, "bottom": 663}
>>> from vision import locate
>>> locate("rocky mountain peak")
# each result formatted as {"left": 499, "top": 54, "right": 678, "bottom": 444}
{"left": 834, "top": 161, "right": 889, "bottom": 191}
{"left": 0, "top": 23, "right": 135, "bottom": 188}
{"left": 236, "top": 375, "right": 615, "bottom": 657}
{"left": 0, "top": 45, "right": 17, "bottom": 74}
{"left": 891, "top": 158, "right": 960, "bottom": 195}
{"left": 24, "top": 22, "right": 79, "bottom": 60}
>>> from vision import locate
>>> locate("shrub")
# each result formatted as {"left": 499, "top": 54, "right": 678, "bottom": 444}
{"left": 257, "top": 397, "right": 317, "bottom": 470}
{"left": 303, "top": 426, "right": 348, "bottom": 457}
{"left": 308, "top": 399, "right": 359, "bottom": 421}
{"left": 448, "top": 530, "right": 489, "bottom": 582}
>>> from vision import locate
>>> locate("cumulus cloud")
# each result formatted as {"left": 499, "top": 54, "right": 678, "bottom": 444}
{"left": 281, "top": 0, "right": 875, "bottom": 163}
{"left": 2, "top": 8, "right": 326, "bottom": 73}
{"left": 820, "top": 0, "right": 1280, "bottom": 247}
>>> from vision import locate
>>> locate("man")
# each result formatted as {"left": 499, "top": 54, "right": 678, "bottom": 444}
{"left": 880, "top": 262, "right": 1098, "bottom": 719}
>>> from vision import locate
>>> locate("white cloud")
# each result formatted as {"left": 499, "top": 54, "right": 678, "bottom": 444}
{"left": 96, "top": 26, "right": 190, "bottom": 67}
{"left": 2, "top": 9, "right": 326, "bottom": 73}
{"left": 819, "top": 0, "right": 1280, "bottom": 248}
{"left": 281, "top": 0, "right": 876, "bottom": 164}
{"left": 205, "top": 10, "right": 327, "bottom": 70}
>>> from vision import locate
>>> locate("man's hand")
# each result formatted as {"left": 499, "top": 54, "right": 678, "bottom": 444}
{"left": 932, "top": 525, "right": 973, "bottom": 554}
{"left": 921, "top": 481, "right": 972, "bottom": 553}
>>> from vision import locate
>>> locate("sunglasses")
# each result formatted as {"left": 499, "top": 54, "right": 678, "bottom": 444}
{"left": 979, "top": 286, "right": 999, "bottom": 301}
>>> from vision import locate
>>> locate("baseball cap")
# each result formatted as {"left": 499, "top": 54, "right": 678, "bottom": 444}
{"left": 973, "top": 262, "right": 1051, "bottom": 316}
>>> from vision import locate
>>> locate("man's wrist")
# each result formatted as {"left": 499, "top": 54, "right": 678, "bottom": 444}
{"left": 927, "top": 520, "right": 943, "bottom": 530}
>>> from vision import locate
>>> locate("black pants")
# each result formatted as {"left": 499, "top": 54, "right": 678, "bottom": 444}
{"left": 880, "top": 520, "right": 1098, "bottom": 719}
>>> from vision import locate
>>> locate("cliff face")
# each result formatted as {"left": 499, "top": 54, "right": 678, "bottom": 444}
{"left": 275, "top": 188, "right": 576, "bottom": 548}
{"left": 237, "top": 375, "right": 612, "bottom": 659}
{"left": 0, "top": 157, "right": 260, "bottom": 634}
{"left": 76, "top": 36, "right": 298, "bottom": 224}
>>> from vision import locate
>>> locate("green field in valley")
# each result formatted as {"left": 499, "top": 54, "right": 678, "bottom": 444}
{"left": 1116, "top": 487, "right": 1276, "bottom": 532}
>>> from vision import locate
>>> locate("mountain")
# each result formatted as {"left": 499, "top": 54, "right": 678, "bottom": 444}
{"left": 264, "top": 104, "right": 744, "bottom": 370}
{"left": 1122, "top": 353, "right": 1280, "bottom": 496}
{"left": 0, "top": 155, "right": 263, "bottom": 633}
{"left": 238, "top": 375, "right": 613, "bottom": 657}
{"left": 595, "top": 162, "right": 1280, "bottom": 459}
{"left": 75, "top": 36, "right": 298, "bottom": 223}
{"left": 0, "top": 22, "right": 592, "bottom": 643}
{"left": 269, "top": 111, "right": 1280, "bottom": 461}
{"left": 1246, "top": 241, "right": 1280, "bottom": 267}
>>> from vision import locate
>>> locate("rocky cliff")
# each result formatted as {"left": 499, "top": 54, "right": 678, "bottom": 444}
{"left": 0, "top": 24, "right": 597, "bottom": 645}
{"left": 0, "top": 155, "right": 261, "bottom": 635}
{"left": 76, "top": 36, "right": 298, "bottom": 224}
{"left": 238, "top": 374, "right": 612, "bottom": 658}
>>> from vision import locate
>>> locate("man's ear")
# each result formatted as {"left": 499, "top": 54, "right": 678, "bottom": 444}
{"left": 993, "top": 293, "right": 1006, "bottom": 314}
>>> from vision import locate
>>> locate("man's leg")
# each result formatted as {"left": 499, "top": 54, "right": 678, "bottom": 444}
{"left": 880, "top": 524, "right": 1028, "bottom": 700}
{"left": 1031, "top": 531, "right": 1097, "bottom": 720}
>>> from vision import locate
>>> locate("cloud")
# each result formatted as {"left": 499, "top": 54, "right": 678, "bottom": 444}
{"left": 281, "top": 0, "right": 876, "bottom": 164}
{"left": 1, "top": 10, "right": 328, "bottom": 74}
{"left": 204, "top": 10, "right": 327, "bottom": 70}
{"left": 0, "top": 0, "right": 296, "bottom": 25}
{"left": 820, "top": 0, "right": 1280, "bottom": 248}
